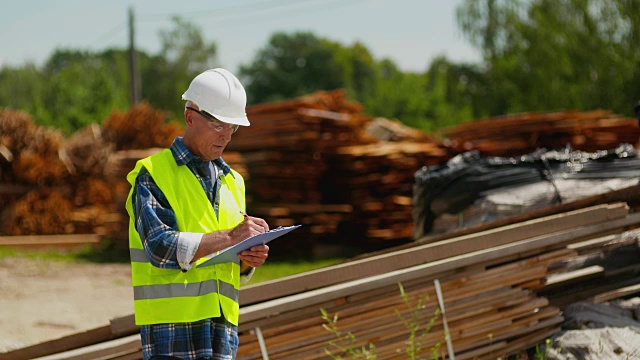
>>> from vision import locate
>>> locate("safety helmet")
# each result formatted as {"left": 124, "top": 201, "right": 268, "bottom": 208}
{"left": 182, "top": 68, "right": 250, "bottom": 126}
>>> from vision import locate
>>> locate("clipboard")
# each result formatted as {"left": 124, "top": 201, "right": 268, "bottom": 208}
{"left": 197, "top": 225, "right": 301, "bottom": 267}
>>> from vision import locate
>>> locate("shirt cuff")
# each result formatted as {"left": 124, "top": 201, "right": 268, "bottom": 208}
{"left": 240, "top": 267, "right": 255, "bottom": 284}
{"left": 177, "top": 232, "right": 202, "bottom": 271}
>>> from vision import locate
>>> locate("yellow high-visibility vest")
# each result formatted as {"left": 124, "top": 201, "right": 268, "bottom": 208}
{"left": 125, "top": 149, "right": 245, "bottom": 326}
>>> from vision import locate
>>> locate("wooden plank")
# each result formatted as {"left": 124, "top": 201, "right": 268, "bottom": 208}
{"left": 109, "top": 315, "right": 139, "bottom": 338}
{"left": 545, "top": 265, "right": 605, "bottom": 288}
{"left": 0, "top": 326, "right": 114, "bottom": 360}
{"left": 240, "top": 211, "right": 640, "bottom": 324}
{"left": 567, "top": 234, "right": 621, "bottom": 251}
{"left": 240, "top": 203, "right": 630, "bottom": 305}
{"left": 592, "top": 282, "right": 640, "bottom": 303}
{"left": 32, "top": 334, "right": 140, "bottom": 360}
{"left": 0, "top": 234, "right": 101, "bottom": 247}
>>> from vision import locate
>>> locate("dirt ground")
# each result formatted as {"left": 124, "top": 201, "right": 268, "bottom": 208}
{"left": 0, "top": 257, "right": 133, "bottom": 353}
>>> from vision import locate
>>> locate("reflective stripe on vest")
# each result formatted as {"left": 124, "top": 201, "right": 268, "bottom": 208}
{"left": 132, "top": 278, "right": 239, "bottom": 303}
{"left": 130, "top": 248, "right": 239, "bottom": 303}
{"left": 126, "top": 149, "right": 245, "bottom": 326}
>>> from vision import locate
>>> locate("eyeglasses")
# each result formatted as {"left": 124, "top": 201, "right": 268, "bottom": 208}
{"left": 186, "top": 107, "right": 239, "bottom": 133}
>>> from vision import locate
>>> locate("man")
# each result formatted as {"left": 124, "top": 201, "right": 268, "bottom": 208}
{"left": 125, "top": 68, "right": 270, "bottom": 360}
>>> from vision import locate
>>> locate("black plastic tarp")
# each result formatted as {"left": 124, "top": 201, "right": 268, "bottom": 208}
{"left": 413, "top": 144, "right": 640, "bottom": 239}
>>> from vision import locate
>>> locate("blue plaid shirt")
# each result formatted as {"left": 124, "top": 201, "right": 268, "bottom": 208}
{"left": 132, "top": 137, "right": 239, "bottom": 360}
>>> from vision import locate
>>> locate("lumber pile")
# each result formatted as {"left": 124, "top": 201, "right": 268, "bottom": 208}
{"left": 0, "top": 104, "right": 182, "bottom": 243}
{"left": 1, "top": 91, "right": 449, "bottom": 252}
{"left": 327, "top": 142, "right": 447, "bottom": 242}
{"left": 6, "top": 93, "right": 640, "bottom": 255}
{"left": 440, "top": 109, "right": 640, "bottom": 157}
{"left": 229, "top": 90, "right": 451, "bottom": 253}
{"left": 6, "top": 202, "right": 640, "bottom": 360}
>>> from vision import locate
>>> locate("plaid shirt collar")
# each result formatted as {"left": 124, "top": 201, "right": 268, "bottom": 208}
{"left": 169, "top": 137, "right": 232, "bottom": 176}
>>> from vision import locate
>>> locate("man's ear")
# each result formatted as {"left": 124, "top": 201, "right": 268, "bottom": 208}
{"left": 185, "top": 111, "right": 194, "bottom": 127}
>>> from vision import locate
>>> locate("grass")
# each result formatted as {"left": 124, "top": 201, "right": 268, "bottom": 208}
{"left": 0, "top": 239, "right": 132, "bottom": 263}
{"left": 245, "top": 257, "right": 345, "bottom": 284}
{"left": 0, "top": 242, "right": 345, "bottom": 284}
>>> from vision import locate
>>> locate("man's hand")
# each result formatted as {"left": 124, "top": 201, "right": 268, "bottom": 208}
{"left": 228, "top": 216, "right": 269, "bottom": 244}
{"left": 231, "top": 215, "right": 270, "bottom": 270}
{"left": 194, "top": 216, "right": 270, "bottom": 264}
{"left": 238, "top": 244, "right": 269, "bottom": 268}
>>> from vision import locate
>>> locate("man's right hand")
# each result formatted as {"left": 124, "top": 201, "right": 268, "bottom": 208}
{"left": 192, "top": 216, "right": 270, "bottom": 263}
{"left": 228, "top": 216, "right": 269, "bottom": 244}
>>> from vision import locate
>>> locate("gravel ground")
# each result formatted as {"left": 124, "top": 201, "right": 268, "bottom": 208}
{"left": 0, "top": 257, "right": 133, "bottom": 353}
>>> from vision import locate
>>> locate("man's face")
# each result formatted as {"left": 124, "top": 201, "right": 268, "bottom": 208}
{"left": 185, "top": 107, "right": 237, "bottom": 161}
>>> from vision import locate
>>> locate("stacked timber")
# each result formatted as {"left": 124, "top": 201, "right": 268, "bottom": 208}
{"left": 234, "top": 90, "right": 370, "bottom": 152}
{"left": 229, "top": 90, "right": 451, "bottom": 253}
{"left": 6, "top": 202, "right": 640, "bottom": 360}
{"left": 441, "top": 109, "right": 640, "bottom": 157}
{"left": 0, "top": 103, "right": 182, "bottom": 243}
{"left": 1, "top": 109, "right": 73, "bottom": 235}
{"left": 227, "top": 90, "right": 371, "bottom": 255}
{"left": 327, "top": 142, "right": 448, "bottom": 242}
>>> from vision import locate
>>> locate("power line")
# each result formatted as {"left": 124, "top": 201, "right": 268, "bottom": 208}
{"left": 137, "top": 0, "right": 367, "bottom": 23}
{"left": 92, "top": 20, "right": 127, "bottom": 45}
{"left": 89, "top": 0, "right": 370, "bottom": 53}
{"left": 138, "top": 0, "right": 312, "bottom": 19}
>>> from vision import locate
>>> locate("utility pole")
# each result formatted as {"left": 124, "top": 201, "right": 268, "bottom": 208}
{"left": 128, "top": 6, "right": 141, "bottom": 106}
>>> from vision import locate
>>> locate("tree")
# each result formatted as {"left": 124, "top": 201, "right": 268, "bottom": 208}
{"left": 37, "top": 49, "right": 129, "bottom": 133}
{"left": 0, "top": 63, "right": 47, "bottom": 123}
{"left": 142, "top": 16, "right": 219, "bottom": 117}
{"left": 239, "top": 32, "right": 346, "bottom": 104}
{"left": 456, "top": 0, "right": 640, "bottom": 117}
{"left": 0, "top": 16, "right": 218, "bottom": 134}
{"left": 363, "top": 57, "right": 476, "bottom": 133}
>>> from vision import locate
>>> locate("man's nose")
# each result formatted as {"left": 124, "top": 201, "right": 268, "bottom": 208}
{"left": 219, "top": 129, "right": 232, "bottom": 141}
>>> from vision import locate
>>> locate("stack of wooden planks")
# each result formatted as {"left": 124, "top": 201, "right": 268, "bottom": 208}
{"left": 6, "top": 200, "right": 640, "bottom": 360}
{"left": 5, "top": 95, "right": 639, "bottom": 253}
{"left": 227, "top": 90, "right": 453, "bottom": 250}
{"left": 441, "top": 110, "right": 640, "bottom": 156}
{"left": 327, "top": 142, "right": 448, "bottom": 242}
{"left": 0, "top": 93, "right": 451, "bottom": 250}
{"left": 0, "top": 104, "right": 182, "bottom": 243}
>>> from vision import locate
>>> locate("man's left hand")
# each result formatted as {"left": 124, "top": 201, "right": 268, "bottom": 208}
{"left": 238, "top": 244, "right": 269, "bottom": 269}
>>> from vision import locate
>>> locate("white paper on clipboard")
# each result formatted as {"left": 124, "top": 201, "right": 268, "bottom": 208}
{"left": 197, "top": 225, "right": 301, "bottom": 267}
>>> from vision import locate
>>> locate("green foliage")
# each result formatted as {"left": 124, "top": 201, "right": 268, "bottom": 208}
{"left": 456, "top": 0, "right": 640, "bottom": 118}
{"left": 4, "top": 3, "right": 640, "bottom": 135}
{"left": 533, "top": 338, "right": 553, "bottom": 360}
{"left": 321, "top": 282, "right": 444, "bottom": 360}
{"left": 0, "top": 63, "right": 47, "bottom": 122}
{"left": 239, "top": 31, "right": 474, "bottom": 133}
{"left": 0, "top": 17, "right": 216, "bottom": 134}
{"left": 395, "top": 283, "right": 443, "bottom": 360}
{"left": 40, "top": 50, "right": 129, "bottom": 134}
{"left": 321, "top": 308, "right": 378, "bottom": 360}
{"left": 239, "top": 32, "right": 347, "bottom": 104}
{"left": 143, "top": 16, "right": 219, "bottom": 119}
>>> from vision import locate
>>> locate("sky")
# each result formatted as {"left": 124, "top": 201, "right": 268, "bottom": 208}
{"left": 0, "top": 0, "right": 481, "bottom": 74}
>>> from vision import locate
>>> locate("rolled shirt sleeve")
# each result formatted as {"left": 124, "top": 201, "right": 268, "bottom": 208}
{"left": 176, "top": 232, "right": 202, "bottom": 271}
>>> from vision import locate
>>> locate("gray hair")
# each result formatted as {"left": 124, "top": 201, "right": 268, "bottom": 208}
{"left": 185, "top": 100, "right": 199, "bottom": 111}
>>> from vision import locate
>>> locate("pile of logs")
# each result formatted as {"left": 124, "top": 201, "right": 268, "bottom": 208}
{"left": 1, "top": 92, "right": 451, "bottom": 252}
{"left": 3, "top": 93, "right": 640, "bottom": 255}
{"left": 5, "top": 197, "right": 640, "bottom": 360}
{"left": 0, "top": 104, "right": 182, "bottom": 240}
{"left": 229, "top": 90, "right": 453, "bottom": 254}
{"left": 441, "top": 109, "right": 640, "bottom": 156}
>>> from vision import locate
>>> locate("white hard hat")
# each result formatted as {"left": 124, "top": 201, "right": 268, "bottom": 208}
{"left": 182, "top": 68, "right": 250, "bottom": 126}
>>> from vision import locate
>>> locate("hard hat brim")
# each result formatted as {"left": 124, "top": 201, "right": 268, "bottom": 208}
{"left": 214, "top": 114, "right": 251, "bottom": 126}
